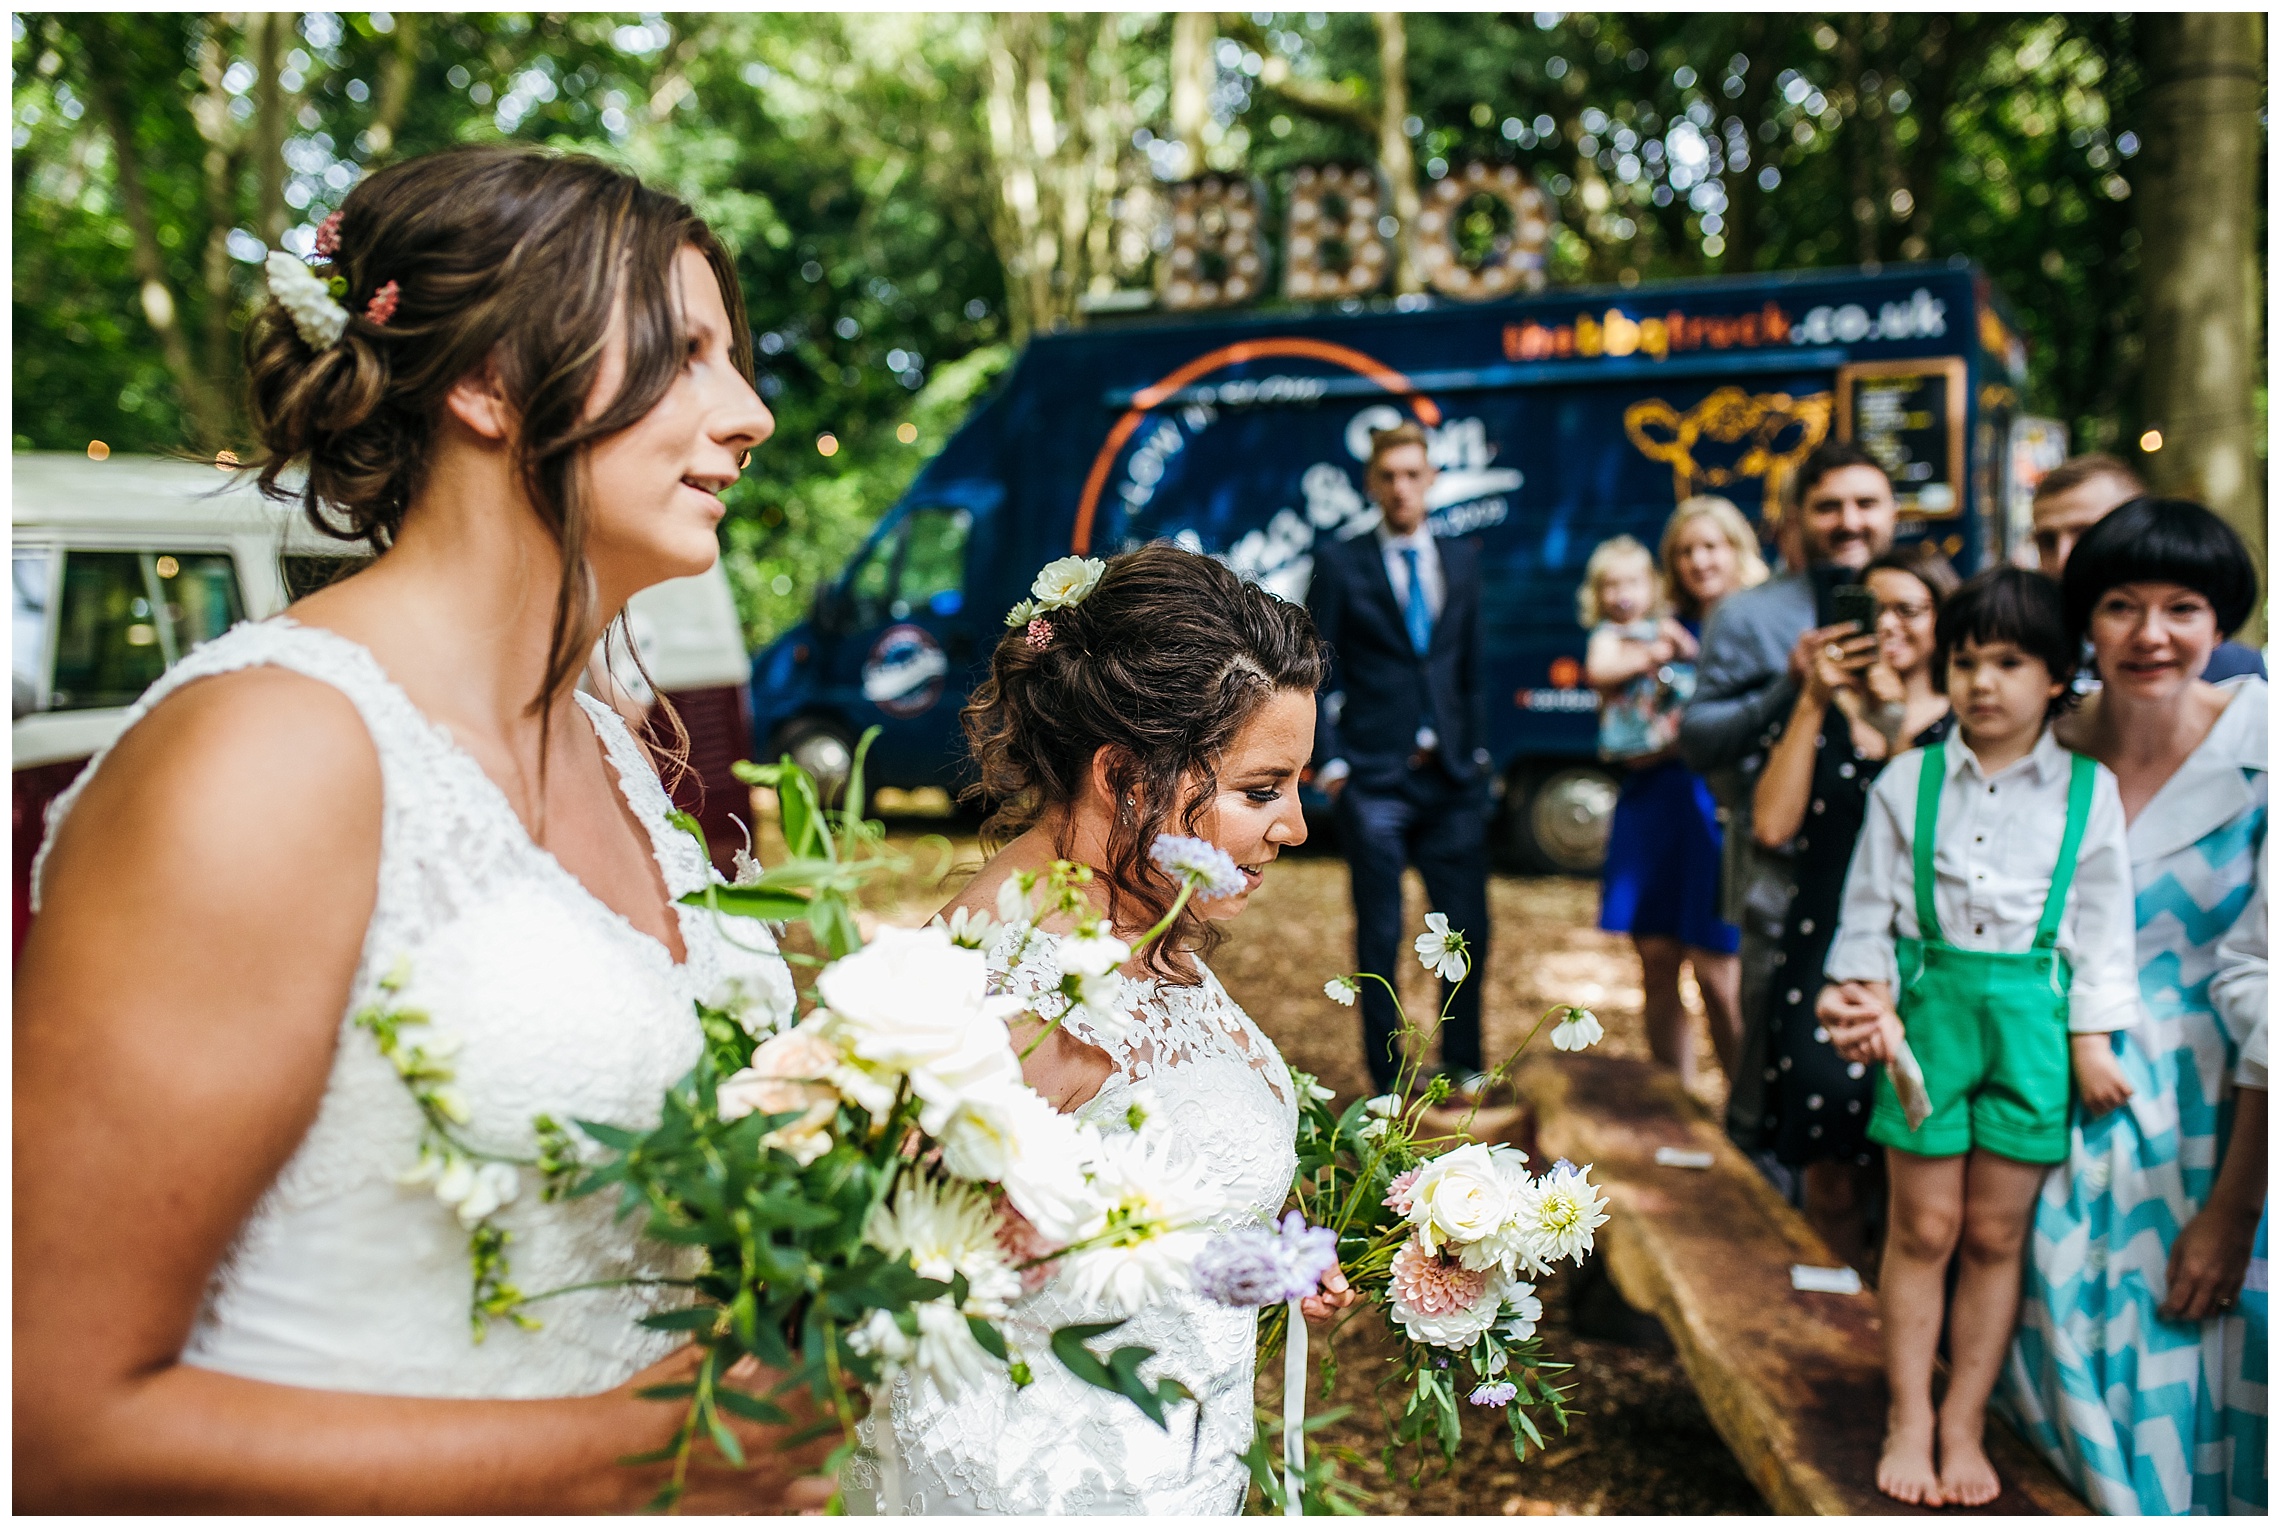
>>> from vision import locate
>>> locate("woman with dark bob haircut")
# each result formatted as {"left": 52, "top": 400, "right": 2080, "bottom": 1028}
{"left": 847, "top": 542, "right": 1355, "bottom": 1514}
{"left": 2002, "top": 496, "right": 2268, "bottom": 1512}
{"left": 16, "top": 147, "right": 832, "bottom": 1510}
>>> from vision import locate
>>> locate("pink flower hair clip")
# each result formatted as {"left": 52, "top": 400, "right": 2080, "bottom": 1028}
{"left": 1025, "top": 616, "right": 1054, "bottom": 651}
{"left": 313, "top": 210, "right": 344, "bottom": 258}
{"left": 364, "top": 280, "right": 400, "bottom": 326}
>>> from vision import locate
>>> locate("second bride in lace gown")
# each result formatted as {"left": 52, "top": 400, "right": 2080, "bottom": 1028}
{"left": 850, "top": 545, "right": 1354, "bottom": 1514}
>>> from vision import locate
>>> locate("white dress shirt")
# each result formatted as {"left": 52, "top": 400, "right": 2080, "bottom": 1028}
{"left": 1318, "top": 523, "right": 1454, "bottom": 788}
{"left": 1376, "top": 522, "right": 1445, "bottom": 623}
{"left": 1824, "top": 724, "right": 2142, "bottom": 1034}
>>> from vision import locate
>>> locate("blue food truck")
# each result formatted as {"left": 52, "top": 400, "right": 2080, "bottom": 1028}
{"left": 750, "top": 259, "right": 2054, "bottom": 871}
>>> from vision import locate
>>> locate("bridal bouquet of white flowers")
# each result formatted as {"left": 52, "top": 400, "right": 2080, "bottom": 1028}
{"left": 555, "top": 739, "right": 1240, "bottom": 1509}
{"left": 1206, "top": 916, "right": 1609, "bottom": 1513}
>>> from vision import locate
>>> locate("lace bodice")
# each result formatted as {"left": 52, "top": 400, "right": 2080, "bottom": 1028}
{"left": 34, "top": 619, "right": 796, "bottom": 1400}
{"left": 849, "top": 923, "right": 1299, "bottom": 1515}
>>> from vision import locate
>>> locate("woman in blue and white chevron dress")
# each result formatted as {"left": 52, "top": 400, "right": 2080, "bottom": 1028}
{"left": 2001, "top": 499, "right": 2268, "bottom": 1515}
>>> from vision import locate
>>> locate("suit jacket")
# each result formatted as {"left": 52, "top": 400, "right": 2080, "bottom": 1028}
{"left": 1309, "top": 529, "right": 1490, "bottom": 790}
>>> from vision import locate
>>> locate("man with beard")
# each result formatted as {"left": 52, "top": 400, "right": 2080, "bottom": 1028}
{"left": 1679, "top": 441, "right": 1897, "bottom": 1152}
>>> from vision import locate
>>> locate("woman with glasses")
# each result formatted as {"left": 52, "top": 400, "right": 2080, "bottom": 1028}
{"left": 1751, "top": 547, "right": 1958, "bottom": 1267}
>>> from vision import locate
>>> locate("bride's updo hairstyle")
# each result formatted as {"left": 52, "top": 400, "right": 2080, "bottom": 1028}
{"left": 245, "top": 145, "right": 752, "bottom": 727}
{"left": 962, "top": 543, "right": 1326, "bottom": 980}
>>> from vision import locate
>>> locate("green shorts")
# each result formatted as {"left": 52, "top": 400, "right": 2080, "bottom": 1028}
{"left": 1866, "top": 937, "right": 2073, "bottom": 1166}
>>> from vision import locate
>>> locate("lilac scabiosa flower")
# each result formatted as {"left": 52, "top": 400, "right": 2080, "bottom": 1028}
{"left": 1147, "top": 834, "right": 1248, "bottom": 901}
{"left": 1469, "top": 1380, "right": 1518, "bottom": 1408}
{"left": 1195, "top": 1212, "right": 1340, "bottom": 1307}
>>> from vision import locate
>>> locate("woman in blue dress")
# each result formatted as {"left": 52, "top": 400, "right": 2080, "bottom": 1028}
{"left": 1592, "top": 497, "right": 1765, "bottom": 1091}
{"left": 2002, "top": 498, "right": 2268, "bottom": 1514}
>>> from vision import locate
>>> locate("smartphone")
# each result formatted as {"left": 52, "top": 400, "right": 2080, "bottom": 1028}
{"left": 1829, "top": 584, "right": 1877, "bottom": 636}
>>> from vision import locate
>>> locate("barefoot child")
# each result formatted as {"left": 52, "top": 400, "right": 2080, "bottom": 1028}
{"left": 1816, "top": 567, "right": 2138, "bottom": 1507}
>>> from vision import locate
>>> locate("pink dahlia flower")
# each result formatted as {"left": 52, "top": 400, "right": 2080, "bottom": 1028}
{"left": 1389, "top": 1234, "right": 1485, "bottom": 1317}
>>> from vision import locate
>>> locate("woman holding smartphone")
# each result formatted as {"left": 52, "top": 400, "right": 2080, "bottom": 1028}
{"left": 1750, "top": 548, "right": 1957, "bottom": 1266}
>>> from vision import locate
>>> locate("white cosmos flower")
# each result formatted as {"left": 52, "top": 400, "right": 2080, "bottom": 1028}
{"left": 1060, "top": 929, "right": 1130, "bottom": 980}
{"left": 1030, "top": 555, "right": 1106, "bottom": 611}
{"left": 1406, "top": 1142, "right": 1522, "bottom": 1255}
{"left": 939, "top": 907, "right": 1003, "bottom": 951}
{"left": 1357, "top": 1091, "right": 1401, "bottom": 1143}
{"left": 709, "top": 968, "right": 796, "bottom": 1038}
{"left": 1550, "top": 1006, "right": 1604, "bottom": 1052}
{"left": 815, "top": 926, "right": 1026, "bottom": 1135}
{"left": 1500, "top": 1282, "right": 1545, "bottom": 1343}
{"left": 996, "top": 874, "right": 1036, "bottom": 925}
{"left": 1324, "top": 975, "right": 1359, "bottom": 1007}
{"left": 1414, "top": 912, "right": 1470, "bottom": 982}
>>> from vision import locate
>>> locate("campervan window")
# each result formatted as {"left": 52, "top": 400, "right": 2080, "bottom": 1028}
{"left": 896, "top": 507, "right": 970, "bottom": 619}
{"left": 47, "top": 549, "right": 244, "bottom": 712}
{"left": 13, "top": 550, "right": 52, "bottom": 717}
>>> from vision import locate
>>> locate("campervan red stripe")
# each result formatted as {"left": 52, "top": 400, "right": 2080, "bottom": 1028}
{"left": 1070, "top": 338, "right": 1444, "bottom": 554}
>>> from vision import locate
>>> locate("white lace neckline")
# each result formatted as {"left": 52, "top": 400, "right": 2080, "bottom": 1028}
{"left": 269, "top": 617, "right": 698, "bottom": 972}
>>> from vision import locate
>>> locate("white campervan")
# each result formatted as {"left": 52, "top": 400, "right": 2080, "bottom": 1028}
{"left": 12, "top": 451, "right": 755, "bottom": 948}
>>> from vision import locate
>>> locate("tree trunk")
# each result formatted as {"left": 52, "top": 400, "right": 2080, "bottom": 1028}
{"left": 1169, "top": 12, "right": 1213, "bottom": 173}
{"left": 2137, "top": 12, "right": 2267, "bottom": 640}
{"left": 1375, "top": 12, "right": 1422, "bottom": 294}
{"left": 73, "top": 16, "right": 232, "bottom": 450}
{"left": 252, "top": 12, "right": 287, "bottom": 244}
{"left": 367, "top": 12, "right": 420, "bottom": 159}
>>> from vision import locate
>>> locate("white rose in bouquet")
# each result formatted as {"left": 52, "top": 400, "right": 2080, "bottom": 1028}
{"left": 817, "top": 926, "right": 1027, "bottom": 1133}
{"left": 1405, "top": 1142, "right": 1523, "bottom": 1257}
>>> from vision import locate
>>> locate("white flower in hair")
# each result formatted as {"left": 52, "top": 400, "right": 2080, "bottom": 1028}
{"left": 1030, "top": 555, "right": 1105, "bottom": 612}
{"left": 265, "top": 250, "right": 349, "bottom": 349}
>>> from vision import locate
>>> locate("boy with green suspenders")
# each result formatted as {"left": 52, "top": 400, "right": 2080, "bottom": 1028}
{"left": 1817, "top": 569, "right": 2139, "bottom": 1509}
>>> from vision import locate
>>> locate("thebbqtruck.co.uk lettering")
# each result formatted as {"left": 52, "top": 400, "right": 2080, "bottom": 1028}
{"left": 1503, "top": 287, "right": 1946, "bottom": 363}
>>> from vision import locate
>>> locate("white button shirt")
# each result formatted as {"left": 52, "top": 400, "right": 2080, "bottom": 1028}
{"left": 1824, "top": 724, "right": 2141, "bottom": 1033}
{"left": 1376, "top": 523, "right": 1445, "bottom": 623}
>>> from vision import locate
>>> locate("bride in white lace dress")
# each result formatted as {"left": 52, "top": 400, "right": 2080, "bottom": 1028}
{"left": 850, "top": 545, "right": 1355, "bottom": 1514}
{"left": 15, "top": 148, "right": 829, "bottom": 1511}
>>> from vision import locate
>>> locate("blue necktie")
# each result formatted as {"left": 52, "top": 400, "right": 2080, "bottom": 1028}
{"left": 1400, "top": 547, "right": 1433, "bottom": 656}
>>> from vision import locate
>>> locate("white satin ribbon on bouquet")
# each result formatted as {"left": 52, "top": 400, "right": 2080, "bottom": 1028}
{"left": 1283, "top": 1297, "right": 1306, "bottom": 1514}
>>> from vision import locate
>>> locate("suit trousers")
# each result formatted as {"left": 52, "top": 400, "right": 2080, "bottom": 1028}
{"left": 1722, "top": 837, "right": 1794, "bottom": 1147}
{"left": 1337, "top": 764, "right": 1489, "bottom": 1092}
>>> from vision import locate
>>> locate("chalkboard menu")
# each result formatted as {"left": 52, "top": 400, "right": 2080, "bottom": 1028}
{"left": 1836, "top": 358, "right": 1966, "bottom": 517}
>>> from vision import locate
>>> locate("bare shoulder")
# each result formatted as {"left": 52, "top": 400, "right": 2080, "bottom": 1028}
{"left": 38, "top": 665, "right": 382, "bottom": 941}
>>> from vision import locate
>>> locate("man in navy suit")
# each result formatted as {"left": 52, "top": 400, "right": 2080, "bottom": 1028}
{"left": 1309, "top": 422, "right": 1492, "bottom": 1096}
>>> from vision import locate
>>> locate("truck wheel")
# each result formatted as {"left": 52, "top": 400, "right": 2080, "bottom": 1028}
{"left": 769, "top": 718, "right": 856, "bottom": 800}
{"left": 1496, "top": 762, "right": 1621, "bottom": 876}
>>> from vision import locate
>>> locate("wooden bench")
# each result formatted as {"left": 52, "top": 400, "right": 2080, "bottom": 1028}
{"left": 1510, "top": 1052, "right": 2090, "bottom": 1516}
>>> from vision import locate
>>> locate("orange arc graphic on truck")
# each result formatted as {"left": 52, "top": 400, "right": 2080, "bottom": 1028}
{"left": 1070, "top": 338, "right": 1445, "bottom": 554}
